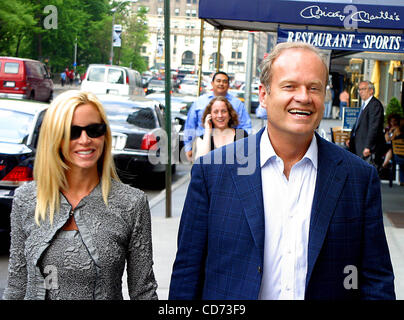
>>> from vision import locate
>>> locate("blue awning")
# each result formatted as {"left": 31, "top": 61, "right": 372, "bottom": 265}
{"left": 199, "top": 0, "right": 404, "bottom": 33}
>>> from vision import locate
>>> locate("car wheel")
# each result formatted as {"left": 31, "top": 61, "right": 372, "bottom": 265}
{"left": 47, "top": 91, "right": 53, "bottom": 102}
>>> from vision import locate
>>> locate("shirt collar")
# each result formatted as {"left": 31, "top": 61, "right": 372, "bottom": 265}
{"left": 260, "top": 126, "right": 318, "bottom": 170}
{"left": 363, "top": 95, "right": 373, "bottom": 108}
{"left": 207, "top": 91, "right": 233, "bottom": 99}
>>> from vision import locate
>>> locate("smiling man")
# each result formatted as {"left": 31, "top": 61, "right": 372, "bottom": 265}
{"left": 169, "top": 42, "right": 395, "bottom": 300}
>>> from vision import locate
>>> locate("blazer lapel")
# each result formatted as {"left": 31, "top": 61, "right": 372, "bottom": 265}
{"left": 230, "top": 128, "right": 266, "bottom": 256}
{"left": 305, "top": 134, "right": 348, "bottom": 287}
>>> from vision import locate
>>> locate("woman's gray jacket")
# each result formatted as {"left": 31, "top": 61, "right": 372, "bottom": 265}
{"left": 2, "top": 180, "right": 158, "bottom": 300}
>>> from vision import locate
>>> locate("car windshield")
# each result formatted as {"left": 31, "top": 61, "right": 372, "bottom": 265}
{"left": 0, "top": 109, "right": 33, "bottom": 143}
{"left": 149, "top": 80, "right": 164, "bottom": 86}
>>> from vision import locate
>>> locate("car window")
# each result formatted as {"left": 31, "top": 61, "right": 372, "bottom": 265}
{"left": 149, "top": 80, "right": 164, "bottom": 86}
{"left": 127, "top": 108, "right": 156, "bottom": 129}
{"left": 88, "top": 67, "right": 105, "bottom": 82}
{"left": 103, "top": 103, "right": 157, "bottom": 129}
{"left": 0, "top": 109, "right": 34, "bottom": 143}
{"left": 4, "top": 62, "right": 20, "bottom": 74}
{"left": 108, "top": 69, "right": 124, "bottom": 84}
{"left": 181, "top": 80, "right": 198, "bottom": 85}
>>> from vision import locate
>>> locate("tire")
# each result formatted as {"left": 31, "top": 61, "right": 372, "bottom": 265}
{"left": 47, "top": 91, "right": 53, "bottom": 102}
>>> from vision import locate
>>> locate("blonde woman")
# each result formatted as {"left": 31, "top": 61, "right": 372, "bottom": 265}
{"left": 194, "top": 96, "right": 248, "bottom": 159}
{"left": 3, "top": 90, "right": 158, "bottom": 300}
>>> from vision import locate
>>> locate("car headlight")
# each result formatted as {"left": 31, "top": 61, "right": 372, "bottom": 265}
{"left": 111, "top": 132, "right": 127, "bottom": 151}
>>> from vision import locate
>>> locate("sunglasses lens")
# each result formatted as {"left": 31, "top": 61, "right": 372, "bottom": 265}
{"left": 70, "top": 126, "right": 82, "bottom": 140}
{"left": 86, "top": 124, "right": 106, "bottom": 138}
{"left": 70, "top": 124, "right": 106, "bottom": 140}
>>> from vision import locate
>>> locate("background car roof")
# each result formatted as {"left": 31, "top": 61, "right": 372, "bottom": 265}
{"left": 0, "top": 98, "right": 48, "bottom": 114}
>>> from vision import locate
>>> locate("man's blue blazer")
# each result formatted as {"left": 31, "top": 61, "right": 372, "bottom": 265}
{"left": 169, "top": 128, "right": 395, "bottom": 300}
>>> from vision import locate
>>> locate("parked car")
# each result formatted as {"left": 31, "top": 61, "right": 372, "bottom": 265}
{"left": 178, "top": 79, "right": 200, "bottom": 96}
{"left": 144, "top": 93, "right": 195, "bottom": 155}
{"left": 0, "top": 56, "right": 53, "bottom": 102}
{"left": 229, "top": 89, "right": 260, "bottom": 114}
{"left": 145, "top": 79, "right": 166, "bottom": 95}
{"left": 81, "top": 64, "right": 144, "bottom": 96}
{"left": 0, "top": 98, "right": 48, "bottom": 249}
{"left": 98, "top": 95, "right": 179, "bottom": 187}
{"left": 145, "top": 92, "right": 194, "bottom": 114}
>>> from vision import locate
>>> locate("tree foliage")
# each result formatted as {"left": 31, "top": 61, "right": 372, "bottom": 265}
{"left": 385, "top": 96, "right": 404, "bottom": 122}
{"left": 0, "top": 0, "right": 149, "bottom": 75}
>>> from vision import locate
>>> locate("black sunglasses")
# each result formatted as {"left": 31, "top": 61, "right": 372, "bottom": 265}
{"left": 70, "top": 123, "right": 106, "bottom": 140}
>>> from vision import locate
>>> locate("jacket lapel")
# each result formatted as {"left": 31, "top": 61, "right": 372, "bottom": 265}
{"left": 230, "top": 128, "right": 265, "bottom": 256}
{"left": 305, "top": 134, "right": 348, "bottom": 287}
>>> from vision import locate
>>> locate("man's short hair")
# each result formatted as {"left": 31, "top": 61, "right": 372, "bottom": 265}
{"left": 360, "top": 80, "right": 375, "bottom": 92}
{"left": 212, "top": 71, "right": 229, "bottom": 82}
{"left": 259, "top": 42, "right": 329, "bottom": 91}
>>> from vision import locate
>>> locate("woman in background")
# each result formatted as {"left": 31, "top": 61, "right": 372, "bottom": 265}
{"left": 194, "top": 96, "right": 248, "bottom": 159}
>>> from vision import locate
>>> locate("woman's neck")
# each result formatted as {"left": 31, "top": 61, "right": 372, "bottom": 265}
{"left": 63, "top": 167, "right": 100, "bottom": 207}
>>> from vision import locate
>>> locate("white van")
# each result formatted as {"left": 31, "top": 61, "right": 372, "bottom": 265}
{"left": 81, "top": 64, "right": 144, "bottom": 96}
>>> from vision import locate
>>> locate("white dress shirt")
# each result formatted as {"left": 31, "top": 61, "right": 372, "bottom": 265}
{"left": 258, "top": 128, "right": 318, "bottom": 300}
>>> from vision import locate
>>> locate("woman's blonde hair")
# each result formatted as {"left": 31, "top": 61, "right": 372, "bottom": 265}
{"left": 33, "top": 90, "right": 119, "bottom": 225}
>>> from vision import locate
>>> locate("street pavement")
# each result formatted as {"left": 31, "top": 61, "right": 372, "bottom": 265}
{"left": 136, "top": 116, "right": 404, "bottom": 300}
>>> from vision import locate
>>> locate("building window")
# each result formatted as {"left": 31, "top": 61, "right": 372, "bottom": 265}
{"left": 157, "top": 7, "right": 163, "bottom": 15}
{"left": 175, "top": 8, "right": 180, "bottom": 16}
{"left": 232, "top": 52, "right": 242, "bottom": 59}
{"left": 191, "top": 9, "right": 197, "bottom": 17}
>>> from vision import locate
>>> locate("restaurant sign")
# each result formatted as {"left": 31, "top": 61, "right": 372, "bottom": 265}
{"left": 278, "top": 28, "right": 404, "bottom": 53}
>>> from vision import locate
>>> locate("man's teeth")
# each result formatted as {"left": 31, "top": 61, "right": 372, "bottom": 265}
{"left": 77, "top": 150, "right": 93, "bottom": 155}
{"left": 289, "top": 109, "right": 312, "bottom": 115}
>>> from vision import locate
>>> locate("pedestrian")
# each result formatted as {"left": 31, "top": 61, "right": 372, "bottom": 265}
{"left": 60, "top": 71, "right": 66, "bottom": 87}
{"left": 183, "top": 71, "right": 252, "bottom": 161}
{"left": 194, "top": 96, "right": 248, "bottom": 159}
{"left": 346, "top": 80, "right": 385, "bottom": 168}
{"left": 75, "top": 72, "right": 81, "bottom": 86}
{"left": 339, "top": 88, "right": 350, "bottom": 119}
{"left": 323, "top": 84, "right": 332, "bottom": 119}
{"left": 3, "top": 90, "right": 158, "bottom": 300}
{"left": 169, "top": 42, "right": 395, "bottom": 300}
{"left": 381, "top": 113, "right": 401, "bottom": 169}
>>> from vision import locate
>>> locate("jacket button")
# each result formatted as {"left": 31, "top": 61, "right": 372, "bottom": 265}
{"left": 258, "top": 266, "right": 262, "bottom": 273}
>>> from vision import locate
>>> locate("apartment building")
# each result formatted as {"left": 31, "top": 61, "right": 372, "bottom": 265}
{"left": 131, "top": 0, "right": 271, "bottom": 79}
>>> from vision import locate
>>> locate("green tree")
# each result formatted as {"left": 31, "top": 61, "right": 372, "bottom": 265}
{"left": 0, "top": 0, "right": 37, "bottom": 56}
{"left": 116, "top": 6, "right": 149, "bottom": 72}
{"left": 385, "top": 97, "right": 404, "bottom": 123}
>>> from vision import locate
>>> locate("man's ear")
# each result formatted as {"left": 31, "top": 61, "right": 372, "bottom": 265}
{"left": 258, "top": 84, "right": 269, "bottom": 107}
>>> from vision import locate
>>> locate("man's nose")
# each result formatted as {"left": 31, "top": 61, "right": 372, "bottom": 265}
{"left": 294, "top": 87, "right": 312, "bottom": 104}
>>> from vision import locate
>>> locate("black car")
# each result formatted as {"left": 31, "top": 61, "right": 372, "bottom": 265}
{"left": 0, "top": 99, "right": 48, "bottom": 248}
{"left": 99, "top": 95, "right": 179, "bottom": 188}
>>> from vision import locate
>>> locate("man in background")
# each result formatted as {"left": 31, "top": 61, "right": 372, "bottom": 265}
{"left": 347, "top": 80, "right": 385, "bottom": 167}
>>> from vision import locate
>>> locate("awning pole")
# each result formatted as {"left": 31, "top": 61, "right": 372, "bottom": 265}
{"left": 216, "top": 28, "right": 222, "bottom": 71}
{"left": 197, "top": 19, "right": 205, "bottom": 97}
{"left": 164, "top": 0, "right": 172, "bottom": 218}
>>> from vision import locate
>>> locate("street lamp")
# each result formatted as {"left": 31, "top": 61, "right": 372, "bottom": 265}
{"left": 109, "top": 0, "right": 137, "bottom": 65}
